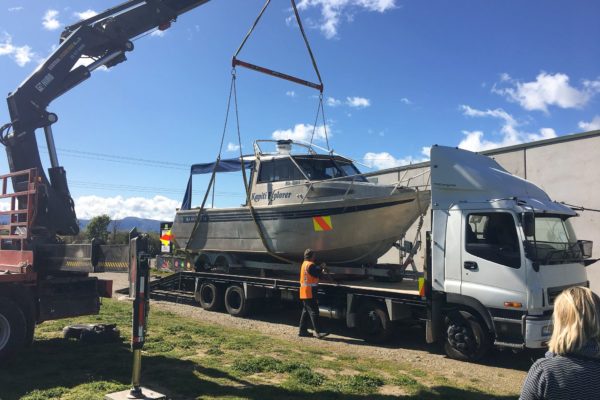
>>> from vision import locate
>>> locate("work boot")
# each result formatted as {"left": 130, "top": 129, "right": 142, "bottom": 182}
{"left": 298, "top": 331, "right": 312, "bottom": 337}
{"left": 316, "top": 332, "right": 329, "bottom": 339}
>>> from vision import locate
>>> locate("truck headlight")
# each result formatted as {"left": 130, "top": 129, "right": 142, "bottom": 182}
{"left": 542, "top": 324, "right": 553, "bottom": 336}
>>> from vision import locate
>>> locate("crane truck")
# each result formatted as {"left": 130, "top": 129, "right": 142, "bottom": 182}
{"left": 0, "top": 0, "right": 212, "bottom": 361}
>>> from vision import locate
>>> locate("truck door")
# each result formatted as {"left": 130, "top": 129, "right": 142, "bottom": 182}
{"left": 460, "top": 211, "right": 527, "bottom": 309}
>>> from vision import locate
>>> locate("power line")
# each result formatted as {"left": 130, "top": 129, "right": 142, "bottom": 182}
{"left": 39, "top": 146, "right": 192, "bottom": 170}
{"left": 69, "top": 180, "right": 246, "bottom": 197}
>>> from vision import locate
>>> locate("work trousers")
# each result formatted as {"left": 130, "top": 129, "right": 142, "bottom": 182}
{"left": 299, "top": 298, "right": 321, "bottom": 334}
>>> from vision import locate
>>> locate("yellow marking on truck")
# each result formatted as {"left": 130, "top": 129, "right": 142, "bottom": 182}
{"left": 418, "top": 277, "right": 425, "bottom": 297}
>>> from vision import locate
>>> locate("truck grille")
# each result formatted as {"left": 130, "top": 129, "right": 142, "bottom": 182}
{"left": 547, "top": 283, "right": 587, "bottom": 305}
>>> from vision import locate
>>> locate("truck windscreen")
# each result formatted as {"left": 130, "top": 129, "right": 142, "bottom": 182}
{"left": 524, "top": 216, "right": 584, "bottom": 264}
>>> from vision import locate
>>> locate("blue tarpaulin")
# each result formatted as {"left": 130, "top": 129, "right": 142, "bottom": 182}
{"left": 181, "top": 157, "right": 253, "bottom": 210}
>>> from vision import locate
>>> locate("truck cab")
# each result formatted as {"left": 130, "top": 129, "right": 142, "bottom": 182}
{"left": 430, "top": 145, "right": 591, "bottom": 358}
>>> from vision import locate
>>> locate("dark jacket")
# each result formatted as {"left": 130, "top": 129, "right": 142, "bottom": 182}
{"left": 307, "top": 263, "right": 323, "bottom": 279}
{"left": 520, "top": 340, "right": 600, "bottom": 400}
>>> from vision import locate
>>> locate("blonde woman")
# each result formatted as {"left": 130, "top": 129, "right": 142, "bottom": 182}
{"left": 520, "top": 286, "right": 600, "bottom": 400}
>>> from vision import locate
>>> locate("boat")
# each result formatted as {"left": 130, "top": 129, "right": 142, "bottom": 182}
{"left": 171, "top": 140, "right": 431, "bottom": 266}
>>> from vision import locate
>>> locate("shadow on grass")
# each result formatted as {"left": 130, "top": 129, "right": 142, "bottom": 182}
{"left": 0, "top": 337, "right": 517, "bottom": 400}
{"left": 206, "top": 300, "right": 538, "bottom": 372}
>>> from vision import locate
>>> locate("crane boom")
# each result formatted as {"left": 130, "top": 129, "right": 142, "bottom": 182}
{"left": 2, "top": 0, "right": 211, "bottom": 238}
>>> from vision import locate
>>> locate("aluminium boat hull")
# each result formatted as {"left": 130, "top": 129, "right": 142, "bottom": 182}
{"left": 173, "top": 190, "right": 430, "bottom": 266}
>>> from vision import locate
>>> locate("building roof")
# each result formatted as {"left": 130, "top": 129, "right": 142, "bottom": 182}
{"left": 373, "top": 129, "right": 600, "bottom": 174}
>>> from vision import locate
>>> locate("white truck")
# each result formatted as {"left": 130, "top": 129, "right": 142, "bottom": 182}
{"left": 152, "top": 145, "right": 593, "bottom": 361}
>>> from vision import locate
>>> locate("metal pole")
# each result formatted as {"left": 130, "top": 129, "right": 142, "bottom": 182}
{"left": 129, "top": 248, "right": 149, "bottom": 399}
{"left": 43, "top": 125, "right": 59, "bottom": 168}
{"left": 130, "top": 350, "right": 143, "bottom": 398}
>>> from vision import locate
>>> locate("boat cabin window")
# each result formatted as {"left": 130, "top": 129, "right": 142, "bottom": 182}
{"left": 257, "top": 158, "right": 305, "bottom": 183}
{"left": 293, "top": 157, "right": 367, "bottom": 182}
{"left": 465, "top": 212, "right": 521, "bottom": 268}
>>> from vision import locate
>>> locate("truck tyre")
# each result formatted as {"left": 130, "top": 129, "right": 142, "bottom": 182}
{"left": 0, "top": 297, "right": 27, "bottom": 361}
{"left": 444, "top": 310, "right": 491, "bottom": 361}
{"left": 195, "top": 282, "right": 223, "bottom": 311}
{"left": 356, "top": 301, "right": 393, "bottom": 343}
{"left": 224, "top": 285, "right": 250, "bottom": 317}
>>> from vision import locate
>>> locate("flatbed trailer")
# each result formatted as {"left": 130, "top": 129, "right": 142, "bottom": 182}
{"left": 150, "top": 243, "right": 432, "bottom": 344}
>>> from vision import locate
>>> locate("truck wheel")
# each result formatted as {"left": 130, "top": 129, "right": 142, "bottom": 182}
{"left": 356, "top": 301, "right": 393, "bottom": 343}
{"left": 224, "top": 285, "right": 250, "bottom": 317}
{"left": 444, "top": 310, "right": 491, "bottom": 361}
{"left": 0, "top": 297, "right": 27, "bottom": 361}
{"left": 195, "top": 282, "right": 224, "bottom": 311}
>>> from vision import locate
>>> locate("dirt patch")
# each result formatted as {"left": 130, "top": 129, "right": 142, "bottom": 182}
{"left": 379, "top": 384, "right": 409, "bottom": 396}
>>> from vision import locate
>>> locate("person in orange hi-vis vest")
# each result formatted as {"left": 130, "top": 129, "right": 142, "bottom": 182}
{"left": 298, "top": 248, "right": 329, "bottom": 339}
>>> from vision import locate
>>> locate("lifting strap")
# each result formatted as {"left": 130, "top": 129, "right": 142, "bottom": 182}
{"left": 309, "top": 93, "right": 330, "bottom": 151}
{"left": 183, "top": 75, "right": 235, "bottom": 251}
{"left": 232, "top": 0, "right": 324, "bottom": 93}
{"left": 231, "top": 72, "right": 297, "bottom": 264}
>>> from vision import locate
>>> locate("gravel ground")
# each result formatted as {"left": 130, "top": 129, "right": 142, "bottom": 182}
{"left": 96, "top": 272, "right": 531, "bottom": 396}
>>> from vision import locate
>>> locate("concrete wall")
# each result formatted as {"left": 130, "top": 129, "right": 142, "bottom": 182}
{"left": 375, "top": 132, "right": 600, "bottom": 293}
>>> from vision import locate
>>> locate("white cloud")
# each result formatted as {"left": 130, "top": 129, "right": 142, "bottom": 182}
{"left": 226, "top": 142, "right": 240, "bottom": 152}
{"left": 578, "top": 116, "right": 600, "bottom": 131}
{"left": 42, "top": 9, "right": 61, "bottom": 31}
{"left": 493, "top": 72, "right": 600, "bottom": 113}
{"left": 363, "top": 150, "right": 428, "bottom": 170}
{"left": 8, "top": 6, "right": 23, "bottom": 12}
{"left": 272, "top": 123, "right": 331, "bottom": 142}
{"left": 75, "top": 195, "right": 179, "bottom": 221}
{"left": 0, "top": 33, "right": 34, "bottom": 67}
{"left": 400, "top": 97, "right": 412, "bottom": 105}
{"left": 151, "top": 29, "right": 166, "bottom": 37}
{"left": 526, "top": 127, "right": 557, "bottom": 142}
{"left": 74, "top": 9, "right": 98, "bottom": 20}
{"left": 326, "top": 96, "right": 341, "bottom": 107}
{"left": 286, "top": 90, "right": 296, "bottom": 97}
{"left": 297, "top": 0, "right": 397, "bottom": 39}
{"left": 346, "top": 96, "right": 370, "bottom": 108}
{"left": 458, "top": 104, "right": 557, "bottom": 152}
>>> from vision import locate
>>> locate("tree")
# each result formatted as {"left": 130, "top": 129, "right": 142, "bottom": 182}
{"left": 85, "top": 214, "right": 111, "bottom": 243}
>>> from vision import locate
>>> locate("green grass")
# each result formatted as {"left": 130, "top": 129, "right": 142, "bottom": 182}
{"left": 0, "top": 299, "right": 519, "bottom": 400}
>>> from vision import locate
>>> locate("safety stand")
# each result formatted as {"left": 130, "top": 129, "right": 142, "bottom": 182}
{"left": 106, "top": 251, "right": 166, "bottom": 400}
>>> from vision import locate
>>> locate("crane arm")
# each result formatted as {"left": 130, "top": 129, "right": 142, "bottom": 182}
{"left": 2, "top": 0, "right": 210, "bottom": 237}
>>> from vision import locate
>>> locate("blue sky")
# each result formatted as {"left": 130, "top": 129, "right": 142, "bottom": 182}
{"left": 1, "top": 0, "right": 599, "bottom": 221}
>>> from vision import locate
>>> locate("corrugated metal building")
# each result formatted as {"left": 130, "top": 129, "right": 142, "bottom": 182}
{"left": 375, "top": 130, "right": 600, "bottom": 293}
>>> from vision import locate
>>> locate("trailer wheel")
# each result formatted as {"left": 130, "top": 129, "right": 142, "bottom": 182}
{"left": 195, "top": 282, "right": 224, "bottom": 311}
{"left": 356, "top": 301, "right": 393, "bottom": 343}
{"left": 224, "top": 285, "right": 250, "bottom": 317}
{"left": 444, "top": 310, "right": 491, "bottom": 361}
{"left": 0, "top": 297, "right": 27, "bottom": 361}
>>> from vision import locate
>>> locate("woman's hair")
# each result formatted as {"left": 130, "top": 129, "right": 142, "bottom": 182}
{"left": 548, "top": 286, "right": 600, "bottom": 354}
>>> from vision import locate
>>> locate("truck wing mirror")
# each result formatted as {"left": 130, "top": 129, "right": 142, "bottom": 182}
{"left": 579, "top": 240, "right": 593, "bottom": 259}
{"left": 522, "top": 212, "right": 535, "bottom": 237}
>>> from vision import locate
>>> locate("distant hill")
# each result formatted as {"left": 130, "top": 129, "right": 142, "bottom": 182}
{"left": 79, "top": 217, "right": 163, "bottom": 233}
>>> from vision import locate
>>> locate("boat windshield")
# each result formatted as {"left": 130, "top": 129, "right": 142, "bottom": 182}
{"left": 293, "top": 156, "right": 367, "bottom": 182}
{"left": 524, "top": 215, "right": 583, "bottom": 264}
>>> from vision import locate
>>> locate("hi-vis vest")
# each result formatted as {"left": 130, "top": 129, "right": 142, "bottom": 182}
{"left": 299, "top": 261, "right": 319, "bottom": 300}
